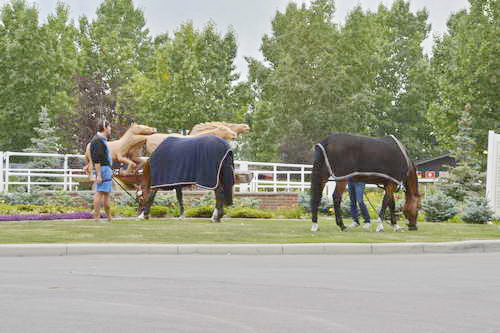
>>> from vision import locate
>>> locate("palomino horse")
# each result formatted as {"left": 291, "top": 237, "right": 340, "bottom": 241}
{"left": 117, "top": 122, "right": 247, "bottom": 159}
{"left": 83, "top": 123, "right": 157, "bottom": 176}
{"left": 310, "top": 133, "right": 420, "bottom": 232}
{"left": 144, "top": 125, "right": 237, "bottom": 154}
{"left": 137, "top": 135, "right": 234, "bottom": 222}
{"left": 190, "top": 121, "right": 250, "bottom": 137}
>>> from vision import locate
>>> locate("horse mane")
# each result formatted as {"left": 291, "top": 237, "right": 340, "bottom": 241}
{"left": 120, "top": 122, "right": 138, "bottom": 137}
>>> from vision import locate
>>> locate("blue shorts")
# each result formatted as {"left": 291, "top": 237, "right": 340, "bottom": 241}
{"left": 95, "top": 166, "right": 113, "bottom": 193}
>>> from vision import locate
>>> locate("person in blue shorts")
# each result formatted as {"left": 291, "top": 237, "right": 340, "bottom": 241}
{"left": 90, "top": 119, "right": 113, "bottom": 223}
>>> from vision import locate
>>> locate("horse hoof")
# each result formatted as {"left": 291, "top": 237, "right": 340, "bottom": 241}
{"left": 408, "top": 224, "right": 418, "bottom": 231}
{"left": 311, "top": 223, "right": 319, "bottom": 232}
{"left": 376, "top": 224, "right": 384, "bottom": 232}
{"left": 393, "top": 225, "right": 401, "bottom": 232}
{"left": 137, "top": 212, "right": 144, "bottom": 220}
{"left": 178, "top": 215, "right": 185, "bottom": 220}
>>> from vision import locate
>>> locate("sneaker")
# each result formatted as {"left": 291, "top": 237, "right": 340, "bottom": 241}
{"left": 350, "top": 222, "right": 360, "bottom": 228}
{"left": 362, "top": 223, "right": 371, "bottom": 231}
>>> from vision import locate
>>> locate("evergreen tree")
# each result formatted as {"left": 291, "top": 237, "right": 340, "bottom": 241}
{"left": 23, "top": 106, "right": 64, "bottom": 190}
{"left": 24, "top": 106, "right": 62, "bottom": 155}
{"left": 440, "top": 104, "right": 485, "bottom": 201}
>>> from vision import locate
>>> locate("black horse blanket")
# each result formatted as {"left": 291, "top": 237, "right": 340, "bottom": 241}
{"left": 150, "top": 135, "right": 234, "bottom": 201}
{"left": 315, "top": 133, "right": 412, "bottom": 185}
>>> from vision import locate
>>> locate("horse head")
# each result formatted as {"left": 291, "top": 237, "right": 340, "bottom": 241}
{"left": 225, "top": 123, "right": 250, "bottom": 135}
{"left": 190, "top": 122, "right": 239, "bottom": 140}
{"left": 403, "top": 164, "right": 420, "bottom": 230}
{"left": 129, "top": 123, "right": 157, "bottom": 135}
{"left": 213, "top": 126, "right": 238, "bottom": 141}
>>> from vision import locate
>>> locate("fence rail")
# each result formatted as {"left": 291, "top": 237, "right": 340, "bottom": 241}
{"left": 0, "top": 151, "right": 436, "bottom": 195}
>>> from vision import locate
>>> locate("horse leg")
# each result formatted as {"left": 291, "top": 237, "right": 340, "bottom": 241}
{"left": 138, "top": 189, "right": 157, "bottom": 220}
{"left": 310, "top": 169, "right": 329, "bottom": 232}
{"left": 385, "top": 184, "right": 401, "bottom": 232}
{"left": 211, "top": 189, "right": 224, "bottom": 223}
{"left": 333, "top": 181, "right": 347, "bottom": 231}
{"left": 175, "top": 186, "right": 185, "bottom": 219}
{"left": 376, "top": 192, "right": 390, "bottom": 232}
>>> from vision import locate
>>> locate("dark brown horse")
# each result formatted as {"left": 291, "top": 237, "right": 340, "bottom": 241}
{"left": 310, "top": 133, "right": 420, "bottom": 232}
{"left": 137, "top": 135, "right": 235, "bottom": 222}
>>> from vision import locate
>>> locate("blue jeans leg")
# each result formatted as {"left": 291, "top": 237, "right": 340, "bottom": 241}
{"left": 348, "top": 183, "right": 359, "bottom": 223}
{"left": 354, "top": 183, "right": 370, "bottom": 223}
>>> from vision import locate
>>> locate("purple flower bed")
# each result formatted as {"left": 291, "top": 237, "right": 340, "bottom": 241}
{"left": 0, "top": 212, "right": 106, "bottom": 222}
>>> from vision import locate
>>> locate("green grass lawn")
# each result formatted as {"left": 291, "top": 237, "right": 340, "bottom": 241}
{"left": 1, "top": 217, "right": 499, "bottom": 244}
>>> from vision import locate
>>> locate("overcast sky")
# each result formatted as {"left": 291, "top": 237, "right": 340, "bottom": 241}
{"left": 1, "top": 0, "right": 470, "bottom": 79}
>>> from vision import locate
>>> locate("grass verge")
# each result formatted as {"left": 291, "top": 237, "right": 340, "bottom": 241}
{"left": 0, "top": 217, "right": 499, "bottom": 244}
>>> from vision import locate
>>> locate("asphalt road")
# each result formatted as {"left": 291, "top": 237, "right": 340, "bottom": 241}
{"left": 1, "top": 253, "right": 499, "bottom": 332}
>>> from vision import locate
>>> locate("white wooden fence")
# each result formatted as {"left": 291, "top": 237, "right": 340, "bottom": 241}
{"left": 0, "top": 151, "right": 436, "bottom": 195}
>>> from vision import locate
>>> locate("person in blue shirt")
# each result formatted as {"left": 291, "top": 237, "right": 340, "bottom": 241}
{"left": 90, "top": 119, "right": 113, "bottom": 223}
{"left": 348, "top": 180, "right": 371, "bottom": 230}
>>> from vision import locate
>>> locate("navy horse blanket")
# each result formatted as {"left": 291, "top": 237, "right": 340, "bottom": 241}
{"left": 315, "top": 133, "right": 411, "bottom": 185}
{"left": 150, "top": 135, "right": 234, "bottom": 203}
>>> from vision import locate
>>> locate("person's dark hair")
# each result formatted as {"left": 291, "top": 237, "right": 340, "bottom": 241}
{"left": 97, "top": 119, "right": 110, "bottom": 132}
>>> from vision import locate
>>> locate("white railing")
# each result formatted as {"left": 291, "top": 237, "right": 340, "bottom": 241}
{"left": 0, "top": 151, "right": 436, "bottom": 195}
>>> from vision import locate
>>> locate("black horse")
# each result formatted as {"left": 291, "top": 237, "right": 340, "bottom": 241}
{"left": 137, "top": 135, "right": 234, "bottom": 222}
{"left": 310, "top": 133, "right": 420, "bottom": 232}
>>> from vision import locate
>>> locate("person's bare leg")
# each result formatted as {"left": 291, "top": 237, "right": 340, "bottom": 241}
{"left": 93, "top": 192, "right": 102, "bottom": 222}
{"left": 103, "top": 193, "right": 112, "bottom": 222}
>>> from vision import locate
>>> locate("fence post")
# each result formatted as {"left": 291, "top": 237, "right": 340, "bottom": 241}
{"left": 27, "top": 170, "right": 31, "bottom": 193}
{"left": 239, "top": 161, "right": 249, "bottom": 192}
{"left": 273, "top": 165, "right": 277, "bottom": 192}
{"left": 63, "top": 155, "right": 69, "bottom": 191}
{"left": 301, "top": 166, "right": 305, "bottom": 191}
{"left": 287, "top": 171, "right": 290, "bottom": 192}
{"left": 5, "top": 153, "right": 9, "bottom": 193}
{"left": 0, "top": 151, "right": 3, "bottom": 192}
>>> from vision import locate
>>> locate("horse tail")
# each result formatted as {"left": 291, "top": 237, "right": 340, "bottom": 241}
{"left": 310, "top": 144, "right": 328, "bottom": 223}
{"left": 143, "top": 159, "right": 151, "bottom": 188}
{"left": 313, "top": 144, "right": 326, "bottom": 171}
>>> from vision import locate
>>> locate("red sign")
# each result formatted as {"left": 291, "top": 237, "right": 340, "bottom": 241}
{"left": 425, "top": 171, "right": 436, "bottom": 178}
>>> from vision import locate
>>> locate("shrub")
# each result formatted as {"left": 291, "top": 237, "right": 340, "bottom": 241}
{"left": 150, "top": 206, "right": 169, "bottom": 217}
{"left": 461, "top": 196, "right": 494, "bottom": 224}
{"left": 226, "top": 207, "right": 273, "bottom": 218}
{"left": 189, "top": 193, "right": 215, "bottom": 208}
{"left": 185, "top": 205, "right": 214, "bottom": 218}
{"left": 111, "top": 206, "right": 138, "bottom": 217}
{"left": 0, "top": 192, "right": 46, "bottom": 205}
{"left": 340, "top": 199, "right": 351, "bottom": 217}
{"left": 0, "top": 204, "right": 84, "bottom": 215}
{"left": 298, "top": 192, "right": 331, "bottom": 213}
{"left": 154, "top": 192, "right": 178, "bottom": 208}
{"left": 272, "top": 207, "right": 306, "bottom": 219}
{"left": 232, "top": 197, "right": 261, "bottom": 209}
{"left": 114, "top": 193, "right": 140, "bottom": 207}
{"left": 49, "top": 191, "right": 79, "bottom": 207}
{"left": 422, "top": 191, "right": 459, "bottom": 222}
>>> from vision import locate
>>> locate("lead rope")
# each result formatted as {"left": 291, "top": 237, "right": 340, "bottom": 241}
{"left": 363, "top": 191, "right": 404, "bottom": 229}
{"left": 111, "top": 176, "right": 141, "bottom": 205}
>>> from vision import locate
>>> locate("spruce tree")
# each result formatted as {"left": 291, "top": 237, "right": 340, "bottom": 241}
{"left": 24, "top": 106, "right": 63, "bottom": 171}
{"left": 440, "top": 104, "right": 484, "bottom": 201}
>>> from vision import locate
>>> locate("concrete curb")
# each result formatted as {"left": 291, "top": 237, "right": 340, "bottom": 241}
{"left": 1, "top": 240, "right": 500, "bottom": 257}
